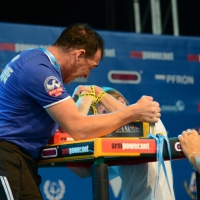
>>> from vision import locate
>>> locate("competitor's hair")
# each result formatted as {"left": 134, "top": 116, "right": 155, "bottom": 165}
{"left": 88, "top": 86, "right": 129, "bottom": 115}
{"left": 101, "top": 86, "right": 129, "bottom": 105}
{"left": 53, "top": 23, "right": 104, "bottom": 60}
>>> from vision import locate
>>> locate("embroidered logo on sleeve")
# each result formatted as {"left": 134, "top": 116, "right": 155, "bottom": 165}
{"left": 44, "top": 76, "right": 63, "bottom": 97}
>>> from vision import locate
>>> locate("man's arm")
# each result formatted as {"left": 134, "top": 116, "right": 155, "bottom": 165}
{"left": 46, "top": 94, "right": 160, "bottom": 140}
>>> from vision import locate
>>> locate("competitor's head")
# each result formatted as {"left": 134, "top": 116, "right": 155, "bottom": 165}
{"left": 91, "top": 87, "right": 129, "bottom": 115}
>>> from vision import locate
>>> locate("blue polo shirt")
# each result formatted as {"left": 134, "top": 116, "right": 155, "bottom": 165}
{"left": 0, "top": 49, "right": 70, "bottom": 158}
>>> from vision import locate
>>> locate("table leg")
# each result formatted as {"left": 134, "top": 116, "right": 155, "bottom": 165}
{"left": 92, "top": 158, "right": 109, "bottom": 200}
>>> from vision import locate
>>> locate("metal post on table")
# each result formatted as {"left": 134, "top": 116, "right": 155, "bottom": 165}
{"left": 92, "top": 157, "right": 109, "bottom": 200}
{"left": 196, "top": 171, "right": 200, "bottom": 200}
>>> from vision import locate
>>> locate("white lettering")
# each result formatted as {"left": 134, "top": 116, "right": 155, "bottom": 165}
{"left": 122, "top": 143, "right": 150, "bottom": 150}
{"left": 69, "top": 145, "right": 89, "bottom": 155}
{"left": 161, "top": 100, "right": 185, "bottom": 112}
{"left": 105, "top": 48, "right": 116, "bottom": 57}
{"left": 143, "top": 51, "right": 174, "bottom": 61}
{"left": 67, "top": 138, "right": 74, "bottom": 141}
{"left": 0, "top": 65, "right": 13, "bottom": 84}
{"left": 15, "top": 43, "right": 50, "bottom": 52}
{"left": 166, "top": 75, "right": 194, "bottom": 85}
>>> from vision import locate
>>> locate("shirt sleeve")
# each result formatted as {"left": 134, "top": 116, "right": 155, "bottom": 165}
{"left": 18, "top": 54, "right": 70, "bottom": 108}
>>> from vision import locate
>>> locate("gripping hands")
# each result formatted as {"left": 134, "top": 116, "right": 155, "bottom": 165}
{"left": 135, "top": 95, "right": 161, "bottom": 123}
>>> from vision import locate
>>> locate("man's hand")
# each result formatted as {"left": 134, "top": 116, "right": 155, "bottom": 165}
{"left": 134, "top": 95, "right": 161, "bottom": 123}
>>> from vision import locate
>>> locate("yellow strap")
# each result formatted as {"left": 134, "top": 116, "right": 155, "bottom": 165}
{"left": 78, "top": 86, "right": 96, "bottom": 102}
{"left": 78, "top": 86, "right": 106, "bottom": 115}
{"left": 89, "top": 86, "right": 95, "bottom": 95}
{"left": 91, "top": 105, "right": 98, "bottom": 115}
{"left": 92, "top": 91, "right": 106, "bottom": 105}
{"left": 79, "top": 93, "right": 95, "bottom": 98}
{"left": 78, "top": 86, "right": 98, "bottom": 114}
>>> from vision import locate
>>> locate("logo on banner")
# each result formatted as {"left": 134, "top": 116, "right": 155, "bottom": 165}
{"left": 43, "top": 180, "right": 65, "bottom": 200}
{"left": 130, "top": 51, "right": 174, "bottom": 61}
{"left": 0, "top": 42, "right": 50, "bottom": 52}
{"left": 105, "top": 48, "right": 116, "bottom": 57}
{"left": 174, "top": 142, "right": 182, "bottom": 152}
{"left": 184, "top": 172, "right": 197, "bottom": 199}
{"left": 161, "top": 100, "right": 185, "bottom": 112}
{"left": 155, "top": 74, "right": 194, "bottom": 85}
{"left": 41, "top": 147, "right": 58, "bottom": 158}
{"left": 198, "top": 104, "right": 200, "bottom": 113}
{"left": 108, "top": 70, "right": 141, "bottom": 84}
{"left": 187, "top": 54, "right": 200, "bottom": 62}
{"left": 44, "top": 76, "right": 63, "bottom": 97}
{"left": 62, "top": 145, "right": 90, "bottom": 155}
{"left": 102, "top": 139, "right": 156, "bottom": 154}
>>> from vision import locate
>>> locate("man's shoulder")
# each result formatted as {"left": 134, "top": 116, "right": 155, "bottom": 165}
{"left": 20, "top": 48, "right": 47, "bottom": 63}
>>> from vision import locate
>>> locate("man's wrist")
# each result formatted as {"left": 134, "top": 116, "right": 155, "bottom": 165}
{"left": 188, "top": 152, "right": 200, "bottom": 171}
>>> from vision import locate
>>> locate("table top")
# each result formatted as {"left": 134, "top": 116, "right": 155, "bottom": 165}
{"left": 37, "top": 137, "right": 186, "bottom": 167}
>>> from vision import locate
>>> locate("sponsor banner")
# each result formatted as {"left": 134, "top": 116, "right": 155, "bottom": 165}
{"left": 161, "top": 100, "right": 185, "bottom": 112}
{"left": 38, "top": 137, "right": 184, "bottom": 162}
{"left": 130, "top": 51, "right": 174, "bottom": 61}
{"left": 155, "top": 74, "right": 194, "bottom": 85}
{"left": 108, "top": 70, "right": 141, "bottom": 84}
{"left": 37, "top": 141, "right": 95, "bottom": 165}
{"left": 101, "top": 138, "right": 155, "bottom": 154}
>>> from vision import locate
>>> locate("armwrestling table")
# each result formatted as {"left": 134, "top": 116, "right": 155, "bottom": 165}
{"left": 36, "top": 137, "right": 189, "bottom": 200}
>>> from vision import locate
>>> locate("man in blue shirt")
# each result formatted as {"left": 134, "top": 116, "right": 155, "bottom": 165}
{"left": 0, "top": 23, "right": 161, "bottom": 199}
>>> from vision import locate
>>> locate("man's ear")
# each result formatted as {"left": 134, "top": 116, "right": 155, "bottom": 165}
{"left": 76, "top": 49, "right": 86, "bottom": 60}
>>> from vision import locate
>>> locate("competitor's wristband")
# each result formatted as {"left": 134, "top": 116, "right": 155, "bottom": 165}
{"left": 92, "top": 91, "right": 106, "bottom": 105}
{"left": 78, "top": 86, "right": 97, "bottom": 103}
{"left": 79, "top": 93, "right": 95, "bottom": 98}
{"left": 78, "top": 86, "right": 98, "bottom": 114}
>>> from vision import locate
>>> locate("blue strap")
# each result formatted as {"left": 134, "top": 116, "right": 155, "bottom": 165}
{"left": 158, "top": 134, "right": 173, "bottom": 196}
{"left": 148, "top": 133, "right": 173, "bottom": 200}
{"left": 148, "top": 134, "right": 159, "bottom": 200}
{"left": 38, "top": 48, "right": 61, "bottom": 73}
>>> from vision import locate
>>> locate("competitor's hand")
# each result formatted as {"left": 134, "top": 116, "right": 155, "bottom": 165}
{"left": 72, "top": 85, "right": 93, "bottom": 102}
{"left": 135, "top": 95, "right": 161, "bottom": 123}
{"left": 178, "top": 130, "right": 200, "bottom": 158}
{"left": 93, "top": 85, "right": 104, "bottom": 96}
{"left": 72, "top": 85, "right": 91, "bottom": 97}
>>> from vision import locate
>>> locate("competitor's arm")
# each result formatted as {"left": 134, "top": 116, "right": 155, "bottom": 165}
{"left": 75, "top": 93, "right": 93, "bottom": 115}
{"left": 94, "top": 86, "right": 126, "bottom": 112}
{"left": 67, "top": 86, "right": 94, "bottom": 178}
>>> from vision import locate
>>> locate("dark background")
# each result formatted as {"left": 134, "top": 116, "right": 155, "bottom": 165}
{"left": 0, "top": 0, "right": 200, "bottom": 37}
